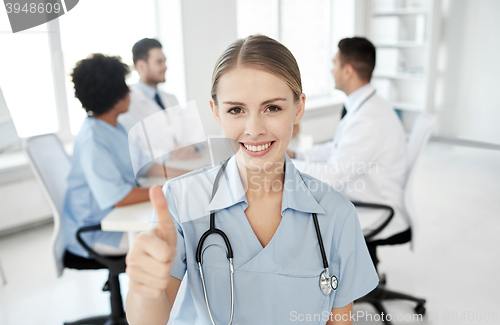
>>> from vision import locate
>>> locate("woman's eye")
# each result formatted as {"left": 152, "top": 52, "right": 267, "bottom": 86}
{"left": 228, "top": 107, "right": 242, "bottom": 114}
{"left": 266, "top": 105, "right": 282, "bottom": 112}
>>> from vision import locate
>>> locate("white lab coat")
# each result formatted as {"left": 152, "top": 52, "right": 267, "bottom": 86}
{"left": 118, "top": 84, "right": 182, "bottom": 153}
{"left": 293, "top": 84, "right": 409, "bottom": 241}
{"left": 119, "top": 84, "right": 179, "bottom": 132}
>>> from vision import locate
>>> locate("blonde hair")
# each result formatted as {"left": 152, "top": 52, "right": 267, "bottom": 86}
{"left": 211, "top": 35, "right": 302, "bottom": 105}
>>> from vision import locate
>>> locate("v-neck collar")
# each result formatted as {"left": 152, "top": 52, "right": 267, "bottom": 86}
{"left": 206, "top": 155, "right": 326, "bottom": 216}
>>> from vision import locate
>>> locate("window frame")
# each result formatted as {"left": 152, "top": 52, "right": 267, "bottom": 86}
{"left": 46, "top": 18, "right": 72, "bottom": 142}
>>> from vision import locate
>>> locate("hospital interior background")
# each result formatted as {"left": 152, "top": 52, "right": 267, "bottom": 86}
{"left": 0, "top": 0, "right": 499, "bottom": 324}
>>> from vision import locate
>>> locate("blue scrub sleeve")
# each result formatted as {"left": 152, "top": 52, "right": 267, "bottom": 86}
{"left": 162, "top": 183, "right": 187, "bottom": 280}
{"left": 331, "top": 207, "right": 379, "bottom": 309}
{"left": 127, "top": 137, "right": 155, "bottom": 178}
{"left": 80, "top": 138, "right": 134, "bottom": 211}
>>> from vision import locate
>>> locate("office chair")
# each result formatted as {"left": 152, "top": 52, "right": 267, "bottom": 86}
{"left": 25, "top": 133, "right": 128, "bottom": 325}
{"left": 354, "top": 113, "right": 437, "bottom": 325}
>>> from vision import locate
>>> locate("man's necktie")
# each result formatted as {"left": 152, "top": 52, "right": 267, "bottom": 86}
{"left": 340, "top": 105, "right": 347, "bottom": 120}
{"left": 154, "top": 92, "right": 165, "bottom": 110}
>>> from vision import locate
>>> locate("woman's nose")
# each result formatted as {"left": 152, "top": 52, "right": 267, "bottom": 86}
{"left": 245, "top": 114, "right": 266, "bottom": 138}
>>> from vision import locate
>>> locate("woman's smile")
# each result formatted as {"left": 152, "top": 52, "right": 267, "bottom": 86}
{"left": 240, "top": 140, "right": 276, "bottom": 157}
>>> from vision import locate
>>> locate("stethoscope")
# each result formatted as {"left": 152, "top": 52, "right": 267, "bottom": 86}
{"left": 345, "top": 89, "right": 376, "bottom": 117}
{"left": 196, "top": 158, "right": 338, "bottom": 325}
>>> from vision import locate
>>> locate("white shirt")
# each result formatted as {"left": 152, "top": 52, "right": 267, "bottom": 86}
{"left": 294, "top": 84, "right": 409, "bottom": 241}
{"left": 118, "top": 83, "right": 206, "bottom": 175}
{"left": 119, "top": 81, "right": 180, "bottom": 132}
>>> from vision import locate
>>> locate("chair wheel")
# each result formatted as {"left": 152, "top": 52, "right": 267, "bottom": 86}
{"left": 415, "top": 304, "right": 426, "bottom": 315}
{"left": 379, "top": 274, "right": 387, "bottom": 285}
{"left": 102, "top": 280, "right": 110, "bottom": 292}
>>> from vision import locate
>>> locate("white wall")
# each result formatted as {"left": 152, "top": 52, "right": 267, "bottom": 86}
{"left": 435, "top": 0, "right": 500, "bottom": 144}
{"left": 180, "top": 0, "right": 238, "bottom": 136}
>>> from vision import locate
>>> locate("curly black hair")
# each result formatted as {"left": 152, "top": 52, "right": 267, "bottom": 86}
{"left": 71, "top": 53, "right": 130, "bottom": 116}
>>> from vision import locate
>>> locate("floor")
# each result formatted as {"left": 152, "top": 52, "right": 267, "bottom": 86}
{"left": 1, "top": 142, "right": 499, "bottom": 325}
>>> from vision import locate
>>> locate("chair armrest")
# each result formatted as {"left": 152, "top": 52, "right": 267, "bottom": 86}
{"left": 350, "top": 201, "right": 394, "bottom": 241}
{"left": 76, "top": 224, "right": 126, "bottom": 274}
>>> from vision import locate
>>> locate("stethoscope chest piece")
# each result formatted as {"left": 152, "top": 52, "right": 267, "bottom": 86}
{"left": 320, "top": 269, "right": 338, "bottom": 295}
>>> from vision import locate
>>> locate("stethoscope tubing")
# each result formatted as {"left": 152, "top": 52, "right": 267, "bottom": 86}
{"left": 349, "top": 89, "right": 376, "bottom": 116}
{"left": 196, "top": 228, "right": 233, "bottom": 263}
{"left": 196, "top": 158, "right": 234, "bottom": 264}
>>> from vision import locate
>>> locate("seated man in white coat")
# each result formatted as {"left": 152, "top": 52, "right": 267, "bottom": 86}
{"left": 119, "top": 38, "right": 200, "bottom": 161}
{"left": 288, "top": 37, "right": 409, "bottom": 267}
{"left": 119, "top": 38, "right": 178, "bottom": 131}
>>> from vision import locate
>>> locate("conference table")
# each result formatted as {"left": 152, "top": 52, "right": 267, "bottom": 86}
{"left": 100, "top": 201, "right": 154, "bottom": 249}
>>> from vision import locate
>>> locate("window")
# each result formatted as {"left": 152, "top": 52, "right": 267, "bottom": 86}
{"left": 0, "top": 0, "right": 158, "bottom": 139}
{"left": 280, "top": 0, "right": 331, "bottom": 97}
{"left": 0, "top": 16, "right": 58, "bottom": 138}
{"left": 58, "top": 0, "right": 158, "bottom": 134}
{"left": 236, "top": 0, "right": 355, "bottom": 100}
{"left": 237, "top": 0, "right": 277, "bottom": 38}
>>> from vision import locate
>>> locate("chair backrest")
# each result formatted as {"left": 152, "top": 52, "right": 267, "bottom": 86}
{"left": 0, "top": 87, "right": 20, "bottom": 153}
{"left": 25, "top": 134, "right": 71, "bottom": 277}
{"left": 403, "top": 113, "right": 437, "bottom": 246}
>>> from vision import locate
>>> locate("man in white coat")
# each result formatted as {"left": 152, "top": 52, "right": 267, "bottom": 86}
{"left": 119, "top": 38, "right": 200, "bottom": 164}
{"left": 288, "top": 37, "right": 409, "bottom": 265}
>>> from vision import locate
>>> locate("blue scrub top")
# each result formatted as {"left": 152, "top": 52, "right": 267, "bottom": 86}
{"left": 62, "top": 116, "right": 148, "bottom": 258}
{"left": 163, "top": 155, "right": 378, "bottom": 324}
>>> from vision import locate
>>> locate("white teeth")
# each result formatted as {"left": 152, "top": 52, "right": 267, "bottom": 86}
{"left": 243, "top": 142, "right": 272, "bottom": 152}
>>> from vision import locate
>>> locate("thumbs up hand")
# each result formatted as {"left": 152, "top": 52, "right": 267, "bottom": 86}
{"left": 126, "top": 186, "right": 177, "bottom": 298}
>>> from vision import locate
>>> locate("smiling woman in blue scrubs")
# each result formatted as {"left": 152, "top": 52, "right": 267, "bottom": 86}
{"left": 125, "top": 36, "right": 379, "bottom": 324}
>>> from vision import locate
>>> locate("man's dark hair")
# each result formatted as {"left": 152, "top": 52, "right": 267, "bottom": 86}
{"left": 338, "top": 37, "right": 376, "bottom": 81}
{"left": 132, "top": 38, "right": 163, "bottom": 65}
{"left": 71, "top": 53, "right": 130, "bottom": 116}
